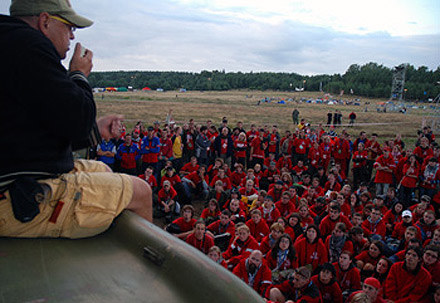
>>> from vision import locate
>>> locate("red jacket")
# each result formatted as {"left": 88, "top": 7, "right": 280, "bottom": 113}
{"left": 384, "top": 261, "right": 431, "bottom": 303}
{"left": 355, "top": 251, "right": 381, "bottom": 268}
{"left": 258, "top": 206, "right": 281, "bottom": 227}
{"left": 319, "top": 214, "right": 352, "bottom": 239}
{"left": 158, "top": 186, "right": 177, "bottom": 203}
{"left": 230, "top": 171, "right": 246, "bottom": 188}
{"left": 333, "top": 262, "right": 361, "bottom": 292}
{"left": 233, "top": 258, "right": 272, "bottom": 296}
{"left": 400, "top": 163, "right": 419, "bottom": 188}
{"left": 222, "top": 235, "right": 260, "bottom": 267}
{"left": 185, "top": 232, "right": 215, "bottom": 254}
{"left": 311, "top": 275, "right": 342, "bottom": 303}
{"left": 172, "top": 217, "right": 196, "bottom": 233}
{"left": 267, "top": 279, "right": 322, "bottom": 303}
{"left": 332, "top": 138, "right": 350, "bottom": 160}
{"left": 374, "top": 155, "right": 396, "bottom": 184}
{"left": 275, "top": 200, "right": 297, "bottom": 218}
{"left": 246, "top": 219, "right": 270, "bottom": 243}
{"left": 361, "top": 218, "right": 386, "bottom": 238}
{"left": 294, "top": 238, "right": 328, "bottom": 271}
{"left": 207, "top": 219, "right": 235, "bottom": 238}
{"left": 210, "top": 175, "right": 232, "bottom": 190}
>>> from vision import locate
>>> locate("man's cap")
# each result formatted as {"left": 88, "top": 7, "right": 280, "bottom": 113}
{"left": 295, "top": 266, "right": 311, "bottom": 280}
{"left": 421, "top": 195, "right": 431, "bottom": 202}
{"left": 163, "top": 180, "right": 171, "bottom": 186}
{"left": 10, "top": 0, "right": 93, "bottom": 28}
{"left": 364, "top": 277, "right": 381, "bottom": 290}
{"left": 376, "top": 194, "right": 386, "bottom": 200}
{"left": 402, "top": 210, "right": 412, "bottom": 218}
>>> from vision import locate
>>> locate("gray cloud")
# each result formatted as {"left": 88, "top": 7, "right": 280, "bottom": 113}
{"left": 1, "top": 1, "right": 438, "bottom": 74}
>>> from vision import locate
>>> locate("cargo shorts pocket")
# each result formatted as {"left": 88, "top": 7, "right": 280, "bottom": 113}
{"left": 73, "top": 187, "right": 120, "bottom": 229}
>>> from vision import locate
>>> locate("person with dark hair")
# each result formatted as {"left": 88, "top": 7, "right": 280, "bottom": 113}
{"left": 355, "top": 241, "right": 384, "bottom": 279}
{"left": 372, "top": 257, "right": 392, "bottom": 288}
{"left": 185, "top": 220, "right": 215, "bottom": 254}
{"left": 266, "top": 234, "right": 298, "bottom": 283}
{"left": 325, "top": 222, "right": 354, "bottom": 263}
{"left": 267, "top": 266, "right": 322, "bottom": 303}
{"left": 319, "top": 203, "right": 353, "bottom": 239}
{"left": 166, "top": 204, "right": 196, "bottom": 240}
{"left": 333, "top": 250, "right": 361, "bottom": 294}
{"left": 422, "top": 245, "right": 440, "bottom": 288}
{"left": 284, "top": 213, "right": 303, "bottom": 243}
{"left": 384, "top": 246, "right": 432, "bottom": 302}
{"left": 294, "top": 224, "right": 328, "bottom": 271}
{"left": 206, "top": 209, "right": 235, "bottom": 251}
{"left": 195, "top": 125, "right": 211, "bottom": 166}
{"left": 260, "top": 222, "right": 285, "bottom": 256}
{"left": 222, "top": 224, "right": 259, "bottom": 270}
{"left": 311, "top": 263, "right": 343, "bottom": 303}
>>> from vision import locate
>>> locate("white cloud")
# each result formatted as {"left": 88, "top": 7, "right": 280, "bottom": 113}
{"left": 1, "top": 0, "right": 438, "bottom": 74}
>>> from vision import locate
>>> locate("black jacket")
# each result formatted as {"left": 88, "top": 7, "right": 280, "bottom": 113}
{"left": 0, "top": 15, "right": 95, "bottom": 179}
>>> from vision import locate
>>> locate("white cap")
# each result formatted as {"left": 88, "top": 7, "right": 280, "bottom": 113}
{"left": 402, "top": 210, "right": 412, "bottom": 218}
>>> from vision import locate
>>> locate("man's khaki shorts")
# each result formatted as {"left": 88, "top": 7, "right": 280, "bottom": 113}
{"left": 0, "top": 160, "right": 133, "bottom": 239}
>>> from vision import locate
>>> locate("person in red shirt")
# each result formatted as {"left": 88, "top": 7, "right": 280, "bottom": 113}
{"left": 292, "top": 130, "right": 310, "bottom": 165}
{"left": 233, "top": 250, "right": 272, "bottom": 296}
{"left": 311, "top": 263, "right": 343, "bottom": 303}
{"left": 383, "top": 201, "right": 404, "bottom": 235}
{"left": 323, "top": 173, "right": 342, "bottom": 193}
{"left": 266, "top": 234, "right": 298, "bottom": 283}
{"left": 246, "top": 209, "right": 270, "bottom": 243}
{"left": 295, "top": 224, "right": 328, "bottom": 271}
{"left": 185, "top": 220, "right": 215, "bottom": 254}
{"left": 138, "top": 166, "right": 158, "bottom": 193}
{"left": 399, "top": 154, "right": 420, "bottom": 207}
{"left": 158, "top": 128, "right": 173, "bottom": 174}
{"left": 223, "top": 224, "right": 260, "bottom": 270}
{"left": 209, "top": 167, "right": 232, "bottom": 190}
{"left": 384, "top": 246, "right": 432, "bottom": 302}
{"left": 333, "top": 251, "right": 361, "bottom": 293}
{"left": 267, "top": 266, "right": 322, "bottom": 303}
{"left": 325, "top": 222, "right": 354, "bottom": 263}
{"left": 275, "top": 191, "right": 296, "bottom": 218}
{"left": 249, "top": 128, "right": 267, "bottom": 169}
{"left": 200, "top": 199, "right": 221, "bottom": 226}
{"left": 319, "top": 135, "right": 333, "bottom": 172}
{"left": 180, "top": 156, "right": 199, "bottom": 177}
{"left": 422, "top": 245, "right": 440, "bottom": 288}
{"left": 233, "top": 132, "right": 247, "bottom": 168}
{"left": 373, "top": 148, "right": 396, "bottom": 197}
{"left": 181, "top": 165, "right": 209, "bottom": 201}
{"left": 260, "top": 222, "right": 284, "bottom": 256}
{"left": 414, "top": 136, "right": 433, "bottom": 164}
{"left": 166, "top": 205, "right": 197, "bottom": 240}
{"left": 365, "top": 133, "right": 382, "bottom": 181}
{"left": 355, "top": 240, "right": 384, "bottom": 278}
{"left": 319, "top": 203, "right": 353, "bottom": 239}
{"left": 158, "top": 180, "right": 180, "bottom": 222}
{"left": 361, "top": 207, "right": 386, "bottom": 239}
{"left": 332, "top": 133, "right": 351, "bottom": 176}
{"left": 230, "top": 163, "right": 246, "bottom": 188}
{"left": 349, "top": 277, "right": 386, "bottom": 303}
{"left": 420, "top": 157, "right": 440, "bottom": 201}
{"left": 352, "top": 142, "right": 368, "bottom": 189}
{"left": 258, "top": 195, "right": 281, "bottom": 227}
{"left": 207, "top": 246, "right": 228, "bottom": 268}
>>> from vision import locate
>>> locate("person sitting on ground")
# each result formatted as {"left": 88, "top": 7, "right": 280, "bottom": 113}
{"left": 157, "top": 180, "right": 180, "bottom": 223}
{"left": 200, "top": 199, "right": 221, "bottom": 226}
{"left": 185, "top": 220, "right": 215, "bottom": 254}
{"left": 207, "top": 246, "right": 227, "bottom": 268}
{"left": 333, "top": 250, "right": 361, "bottom": 295}
{"left": 260, "top": 222, "right": 285, "bottom": 256}
{"left": 311, "top": 263, "right": 343, "bottom": 303}
{"left": 232, "top": 250, "right": 272, "bottom": 296}
{"left": 258, "top": 195, "right": 281, "bottom": 227}
{"left": 325, "top": 222, "right": 354, "bottom": 263}
{"left": 295, "top": 224, "right": 328, "bottom": 271}
{"left": 384, "top": 246, "right": 432, "bottom": 302}
{"left": 246, "top": 209, "right": 270, "bottom": 243}
{"left": 319, "top": 203, "right": 353, "bottom": 240}
{"left": 166, "top": 205, "right": 197, "bottom": 240}
{"left": 206, "top": 209, "right": 236, "bottom": 251}
{"left": 267, "top": 266, "right": 322, "bottom": 303}
{"left": 266, "top": 234, "right": 298, "bottom": 283}
{"left": 222, "top": 224, "right": 259, "bottom": 270}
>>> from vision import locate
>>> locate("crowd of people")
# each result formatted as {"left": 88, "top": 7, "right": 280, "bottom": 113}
{"left": 96, "top": 116, "right": 439, "bottom": 303}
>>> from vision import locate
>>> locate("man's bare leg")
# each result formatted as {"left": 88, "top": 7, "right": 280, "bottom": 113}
{"left": 269, "top": 287, "right": 286, "bottom": 303}
{"left": 126, "top": 176, "right": 153, "bottom": 222}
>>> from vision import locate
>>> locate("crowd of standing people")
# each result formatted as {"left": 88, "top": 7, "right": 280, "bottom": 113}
{"left": 94, "top": 113, "right": 439, "bottom": 302}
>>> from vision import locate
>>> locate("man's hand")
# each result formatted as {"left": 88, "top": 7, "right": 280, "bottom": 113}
{"left": 69, "top": 43, "right": 93, "bottom": 77}
{"left": 97, "top": 115, "right": 124, "bottom": 141}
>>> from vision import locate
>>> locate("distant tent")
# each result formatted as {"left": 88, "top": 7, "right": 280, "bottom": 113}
{"left": 105, "top": 87, "right": 117, "bottom": 92}
{"left": 142, "top": 87, "right": 151, "bottom": 91}
{"left": 278, "top": 100, "right": 286, "bottom": 104}
{"left": 117, "top": 87, "right": 128, "bottom": 92}
{"left": 180, "top": 88, "right": 187, "bottom": 93}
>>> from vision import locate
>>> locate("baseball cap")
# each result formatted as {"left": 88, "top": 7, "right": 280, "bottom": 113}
{"left": 163, "top": 180, "right": 171, "bottom": 187}
{"left": 402, "top": 210, "right": 412, "bottom": 218}
{"left": 420, "top": 195, "right": 431, "bottom": 202}
{"left": 10, "top": 0, "right": 93, "bottom": 28}
{"left": 364, "top": 277, "right": 381, "bottom": 290}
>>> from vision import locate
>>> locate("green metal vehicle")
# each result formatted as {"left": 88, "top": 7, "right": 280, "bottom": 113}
{"left": 0, "top": 211, "right": 265, "bottom": 303}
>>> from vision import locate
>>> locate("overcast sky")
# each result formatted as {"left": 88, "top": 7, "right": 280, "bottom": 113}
{"left": 1, "top": 0, "right": 439, "bottom": 75}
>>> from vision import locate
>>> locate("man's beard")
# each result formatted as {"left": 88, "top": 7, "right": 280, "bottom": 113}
{"left": 248, "top": 263, "right": 257, "bottom": 274}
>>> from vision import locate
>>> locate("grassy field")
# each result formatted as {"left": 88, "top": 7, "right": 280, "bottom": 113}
{"left": 94, "top": 90, "right": 433, "bottom": 148}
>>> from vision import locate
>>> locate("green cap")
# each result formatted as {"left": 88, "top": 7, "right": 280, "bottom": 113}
{"left": 10, "top": 0, "right": 93, "bottom": 28}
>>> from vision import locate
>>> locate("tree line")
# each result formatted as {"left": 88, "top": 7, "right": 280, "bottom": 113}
{"left": 88, "top": 62, "right": 440, "bottom": 101}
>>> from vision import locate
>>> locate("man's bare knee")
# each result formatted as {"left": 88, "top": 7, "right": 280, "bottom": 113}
{"left": 127, "top": 176, "right": 153, "bottom": 222}
{"left": 269, "top": 288, "right": 285, "bottom": 303}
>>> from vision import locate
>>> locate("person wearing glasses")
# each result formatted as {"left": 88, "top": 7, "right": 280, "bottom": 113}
{"left": 0, "top": 0, "right": 152, "bottom": 238}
